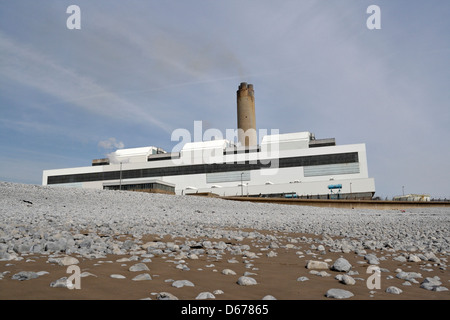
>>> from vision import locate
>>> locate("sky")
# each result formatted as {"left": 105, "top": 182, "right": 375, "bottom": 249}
{"left": 0, "top": 0, "right": 449, "bottom": 199}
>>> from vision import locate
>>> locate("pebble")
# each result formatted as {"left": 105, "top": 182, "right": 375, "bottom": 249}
{"left": 237, "top": 276, "right": 257, "bottom": 286}
{"left": 306, "top": 260, "right": 329, "bottom": 270}
{"left": 325, "top": 288, "right": 354, "bottom": 299}
{"left": 267, "top": 251, "right": 277, "bottom": 257}
{"left": 188, "top": 253, "right": 199, "bottom": 260}
{"left": 195, "top": 292, "right": 215, "bottom": 300}
{"left": 364, "top": 254, "right": 380, "bottom": 265}
{"left": 132, "top": 273, "right": 152, "bottom": 281}
{"left": 11, "top": 271, "right": 39, "bottom": 281}
{"left": 176, "top": 264, "right": 190, "bottom": 271}
{"left": 396, "top": 271, "right": 422, "bottom": 281}
{"left": 80, "top": 272, "right": 97, "bottom": 278}
{"left": 157, "top": 292, "right": 178, "bottom": 300}
{"left": 222, "top": 269, "right": 237, "bottom": 275}
{"left": 393, "top": 256, "right": 407, "bottom": 262}
{"left": 386, "top": 286, "right": 403, "bottom": 294}
{"left": 110, "top": 274, "right": 126, "bottom": 279}
{"left": 57, "top": 256, "right": 80, "bottom": 266}
{"left": 420, "top": 276, "right": 448, "bottom": 291}
{"left": 172, "top": 280, "right": 195, "bottom": 288}
{"left": 336, "top": 274, "right": 356, "bottom": 285}
{"left": 407, "top": 254, "right": 420, "bottom": 262}
{"left": 50, "top": 277, "right": 70, "bottom": 288}
{"left": 316, "top": 271, "right": 331, "bottom": 277}
{"left": 331, "top": 257, "right": 352, "bottom": 272}
{"left": 129, "top": 263, "right": 149, "bottom": 272}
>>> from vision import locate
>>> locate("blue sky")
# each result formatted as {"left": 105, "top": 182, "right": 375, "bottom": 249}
{"left": 1, "top": 0, "right": 449, "bottom": 199}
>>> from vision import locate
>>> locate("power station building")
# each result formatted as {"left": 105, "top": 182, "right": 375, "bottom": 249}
{"left": 42, "top": 83, "right": 376, "bottom": 199}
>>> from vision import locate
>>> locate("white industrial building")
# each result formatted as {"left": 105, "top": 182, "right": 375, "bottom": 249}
{"left": 42, "top": 83, "right": 376, "bottom": 199}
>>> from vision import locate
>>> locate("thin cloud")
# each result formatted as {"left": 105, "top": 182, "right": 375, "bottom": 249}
{"left": 0, "top": 31, "right": 172, "bottom": 133}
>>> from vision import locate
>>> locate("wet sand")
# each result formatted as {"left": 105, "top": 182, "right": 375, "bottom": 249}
{"left": 1, "top": 230, "right": 448, "bottom": 301}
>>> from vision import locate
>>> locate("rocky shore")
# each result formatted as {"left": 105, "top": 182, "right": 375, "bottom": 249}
{"left": 0, "top": 181, "right": 448, "bottom": 300}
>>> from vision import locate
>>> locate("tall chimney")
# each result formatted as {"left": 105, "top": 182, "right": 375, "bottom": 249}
{"left": 237, "top": 82, "right": 257, "bottom": 147}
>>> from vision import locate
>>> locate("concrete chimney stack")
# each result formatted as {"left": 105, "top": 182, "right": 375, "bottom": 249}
{"left": 237, "top": 82, "right": 257, "bottom": 147}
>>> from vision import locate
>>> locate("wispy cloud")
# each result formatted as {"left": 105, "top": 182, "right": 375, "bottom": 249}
{"left": 0, "top": 31, "right": 172, "bottom": 133}
{"left": 98, "top": 137, "right": 124, "bottom": 150}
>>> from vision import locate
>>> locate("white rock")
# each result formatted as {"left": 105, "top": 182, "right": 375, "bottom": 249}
{"left": 408, "top": 254, "right": 421, "bottom": 262}
{"left": 57, "top": 256, "right": 80, "bottom": 266}
{"left": 420, "top": 276, "right": 443, "bottom": 291}
{"left": 326, "top": 288, "right": 354, "bottom": 299}
{"left": 316, "top": 271, "right": 331, "bottom": 277}
{"left": 340, "top": 275, "right": 356, "bottom": 285}
{"left": 157, "top": 292, "right": 178, "bottom": 300}
{"left": 393, "top": 256, "right": 407, "bottom": 262}
{"left": 80, "top": 272, "right": 97, "bottom": 278}
{"left": 129, "top": 263, "right": 149, "bottom": 272}
{"left": 331, "top": 258, "right": 352, "bottom": 272}
{"left": 364, "top": 254, "right": 380, "bottom": 265}
{"left": 267, "top": 251, "right": 277, "bottom": 257}
{"left": 50, "top": 277, "right": 70, "bottom": 288}
{"left": 172, "top": 280, "right": 195, "bottom": 288}
{"left": 132, "top": 273, "right": 152, "bottom": 281}
{"left": 11, "top": 271, "right": 39, "bottom": 281}
{"left": 237, "top": 276, "right": 257, "bottom": 286}
{"left": 386, "top": 286, "right": 403, "bottom": 294}
{"left": 222, "top": 269, "right": 236, "bottom": 275}
{"left": 396, "top": 271, "right": 422, "bottom": 281}
{"left": 297, "top": 276, "right": 309, "bottom": 282}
